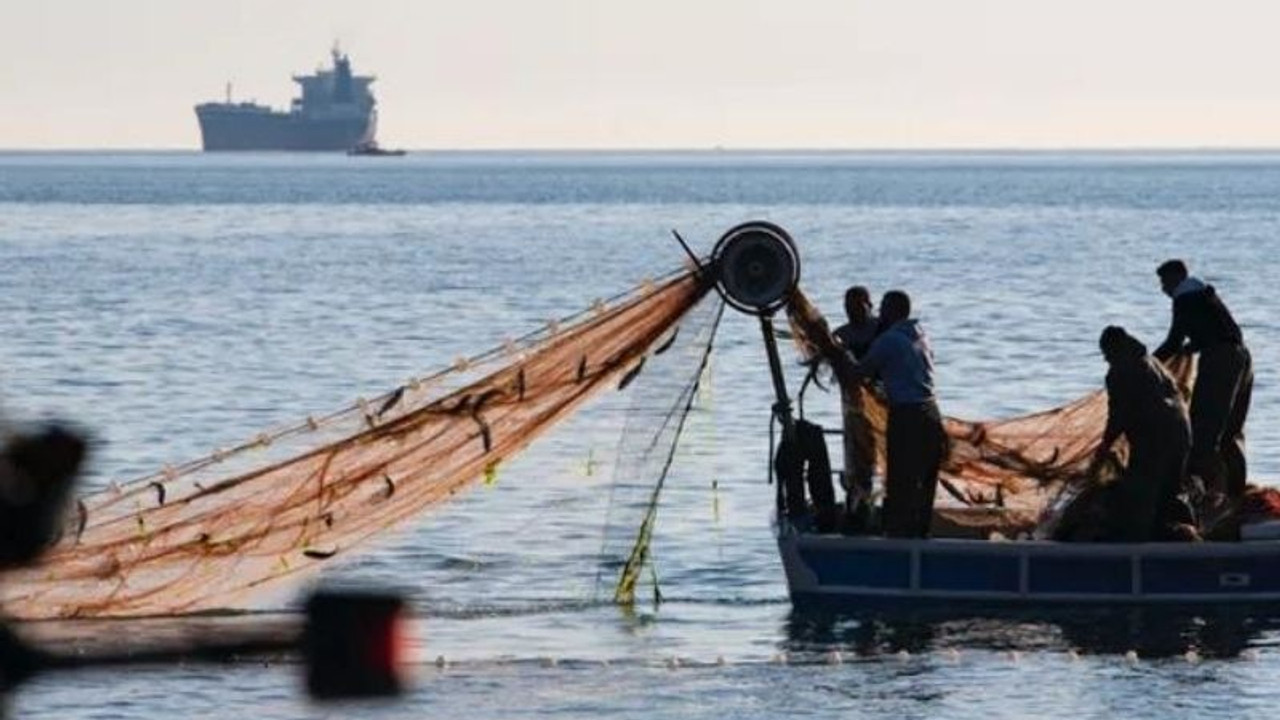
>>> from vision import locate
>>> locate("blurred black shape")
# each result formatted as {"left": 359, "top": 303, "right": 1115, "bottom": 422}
{"left": 304, "top": 590, "right": 406, "bottom": 699}
{"left": 0, "top": 425, "right": 86, "bottom": 569}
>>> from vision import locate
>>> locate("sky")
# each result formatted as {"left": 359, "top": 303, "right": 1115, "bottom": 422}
{"left": 2, "top": 0, "right": 1280, "bottom": 149}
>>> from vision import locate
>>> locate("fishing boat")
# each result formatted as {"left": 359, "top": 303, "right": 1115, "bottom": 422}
{"left": 777, "top": 526, "right": 1280, "bottom": 609}
{"left": 704, "top": 221, "right": 1280, "bottom": 611}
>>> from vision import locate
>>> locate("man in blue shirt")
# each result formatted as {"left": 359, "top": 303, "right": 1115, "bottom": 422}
{"left": 850, "top": 290, "right": 948, "bottom": 538}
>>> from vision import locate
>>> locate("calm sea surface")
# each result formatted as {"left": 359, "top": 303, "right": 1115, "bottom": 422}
{"left": 2, "top": 151, "right": 1279, "bottom": 718}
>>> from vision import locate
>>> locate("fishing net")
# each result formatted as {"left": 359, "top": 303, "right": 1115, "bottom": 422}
{"left": 785, "top": 288, "right": 1197, "bottom": 532}
{"left": 596, "top": 295, "right": 724, "bottom": 605}
{"left": 0, "top": 255, "right": 1231, "bottom": 620}
{"left": 0, "top": 269, "right": 715, "bottom": 619}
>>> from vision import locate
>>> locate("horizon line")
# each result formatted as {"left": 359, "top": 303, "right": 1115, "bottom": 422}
{"left": 9, "top": 145, "right": 1280, "bottom": 154}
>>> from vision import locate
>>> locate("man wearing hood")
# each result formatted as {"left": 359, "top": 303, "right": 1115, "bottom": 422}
{"left": 1092, "top": 326, "right": 1192, "bottom": 542}
{"left": 1152, "top": 260, "right": 1252, "bottom": 501}
{"left": 850, "top": 290, "right": 947, "bottom": 538}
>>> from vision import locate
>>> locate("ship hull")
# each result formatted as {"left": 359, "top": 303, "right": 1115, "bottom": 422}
{"left": 195, "top": 104, "right": 374, "bottom": 151}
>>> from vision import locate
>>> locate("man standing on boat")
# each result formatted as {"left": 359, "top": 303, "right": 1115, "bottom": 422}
{"left": 848, "top": 291, "right": 947, "bottom": 538}
{"left": 833, "top": 285, "right": 880, "bottom": 531}
{"left": 1092, "top": 326, "right": 1192, "bottom": 541}
{"left": 1152, "top": 260, "right": 1252, "bottom": 502}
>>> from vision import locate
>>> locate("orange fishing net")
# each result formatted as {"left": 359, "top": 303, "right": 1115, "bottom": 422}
{"left": 785, "top": 288, "right": 1197, "bottom": 524}
{"left": 1, "top": 270, "right": 713, "bottom": 619}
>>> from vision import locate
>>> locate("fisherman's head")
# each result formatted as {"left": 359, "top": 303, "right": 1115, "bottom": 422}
{"left": 1099, "top": 325, "right": 1146, "bottom": 364}
{"left": 879, "top": 290, "right": 911, "bottom": 326}
{"left": 1157, "top": 259, "right": 1189, "bottom": 298}
{"left": 844, "top": 285, "right": 872, "bottom": 323}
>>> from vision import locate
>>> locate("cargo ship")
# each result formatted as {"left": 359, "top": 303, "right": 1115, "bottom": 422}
{"left": 195, "top": 49, "right": 377, "bottom": 151}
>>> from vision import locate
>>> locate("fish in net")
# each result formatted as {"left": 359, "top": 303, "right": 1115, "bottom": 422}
{"left": 1, "top": 269, "right": 716, "bottom": 619}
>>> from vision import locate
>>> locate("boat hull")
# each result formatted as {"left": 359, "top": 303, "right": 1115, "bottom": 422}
{"left": 195, "top": 104, "right": 374, "bottom": 151}
{"left": 778, "top": 525, "right": 1280, "bottom": 608}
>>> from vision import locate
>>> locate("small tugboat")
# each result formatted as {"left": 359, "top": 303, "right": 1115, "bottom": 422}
{"left": 347, "top": 140, "right": 406, "bottom": 157}
{"left": 705, "top": 221, "right": 1280, "bottom": 611}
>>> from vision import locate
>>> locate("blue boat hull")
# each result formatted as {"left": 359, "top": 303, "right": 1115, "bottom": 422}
{"left": 779, "top": 525, "right": 1280, "bottom": 607}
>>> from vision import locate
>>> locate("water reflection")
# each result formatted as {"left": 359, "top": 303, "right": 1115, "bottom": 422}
{"left": 784, "top": 605, "right": 1280, "bottom": 659}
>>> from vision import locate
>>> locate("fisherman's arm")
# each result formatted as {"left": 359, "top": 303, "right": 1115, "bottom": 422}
{"left": 809, "top": 326, "right": 861, "bottom": 389}
{"left": 1153, "top": 301, "right": 1186, "bottom": 361}
{"left": 848, "top": 336, "right": 889, "bottom": 384}
{"left": 1096, "top": 418, "right": 1122, "bottom": 459}
{"left": 1091, "top": 374, "right": 1125, "bottom": 469}
{"left": 828, "top": 345, "right": 889, "bottom": 409}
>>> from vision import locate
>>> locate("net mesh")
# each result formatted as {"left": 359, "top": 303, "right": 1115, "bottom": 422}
{"left": 596, "top": 296, "right": 724, "bottom": 605}
{"left": 1, "top": 270, "right": 713, "bottom": 619}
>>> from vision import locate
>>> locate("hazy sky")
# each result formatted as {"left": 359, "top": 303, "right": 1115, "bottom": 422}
{"left": 3, "top": 0, "right": 1279, "bottom": 149}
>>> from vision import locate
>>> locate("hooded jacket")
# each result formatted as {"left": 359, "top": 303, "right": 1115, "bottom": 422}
{"left": 1104, "top": 352, "right": 1189, "bottom": 445}
{"left": 1154, "top": 277, "right": 1243, "bottom": 359}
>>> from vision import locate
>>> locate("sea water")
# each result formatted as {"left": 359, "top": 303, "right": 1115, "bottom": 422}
{"left": 2, "top": 151, "right": 1279, "bottom": 719}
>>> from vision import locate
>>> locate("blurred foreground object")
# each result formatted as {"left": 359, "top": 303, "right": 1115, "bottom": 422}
{"left": 0, "top": 425, "right": 86, "bottom": 569}
{"left": 0, "top": 589, "right": 408, "bottom": 701}
{"left": 304, "top": 590, "right": 407, "bottom": 699}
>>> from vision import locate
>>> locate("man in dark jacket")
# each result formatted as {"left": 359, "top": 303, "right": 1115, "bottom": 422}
{"left": 1152, "top": 260, "right": 1252, "bottom": 499}
{"left": 850, "top": 290, "right": 947, "bottom": 538}
{"left": 1092, "top": 326, "right": 1192, "bottom": 541}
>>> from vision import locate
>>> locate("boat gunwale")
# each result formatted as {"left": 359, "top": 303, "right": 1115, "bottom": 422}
{"left": 777, "top": 525, "right": 1280, "bottom": 606}
{"left": 784, "top": 531, "right": 1280, "bottom": 558}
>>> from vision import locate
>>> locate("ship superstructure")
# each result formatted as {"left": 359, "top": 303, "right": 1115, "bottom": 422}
{"left": 195, "top": 49, "right": 377, "bottom": 151}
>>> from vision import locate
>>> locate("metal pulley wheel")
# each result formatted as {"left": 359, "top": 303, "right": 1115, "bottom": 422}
{"left": 710, "top": 221, "right": 801, "bottom": 315}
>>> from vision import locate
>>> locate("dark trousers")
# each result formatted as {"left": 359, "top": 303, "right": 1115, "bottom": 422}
{"left": 1191, "top": 344, "right": 1253, "bottom": 498}
{"left": 1110, "top": 420, "right": 1191, "bottom": 542}
{"left": 883, "top": 400, "right": 947, "bottom": 538}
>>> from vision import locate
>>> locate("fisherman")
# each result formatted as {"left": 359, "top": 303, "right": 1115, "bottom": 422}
{"left": 1152, "top": 260, "right": 1252, "bottom": 501}
{"left": 833, "top": 285, "right": 879, "bottom": 360}
{"left": 833, "top": 285, "right": 880, "bottom": 531}
{"left": 848, "top": 291, "right": 946, "bottom": 538}
{"left": 1091, "top": 326, "right": 1192, "bottom": 542}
